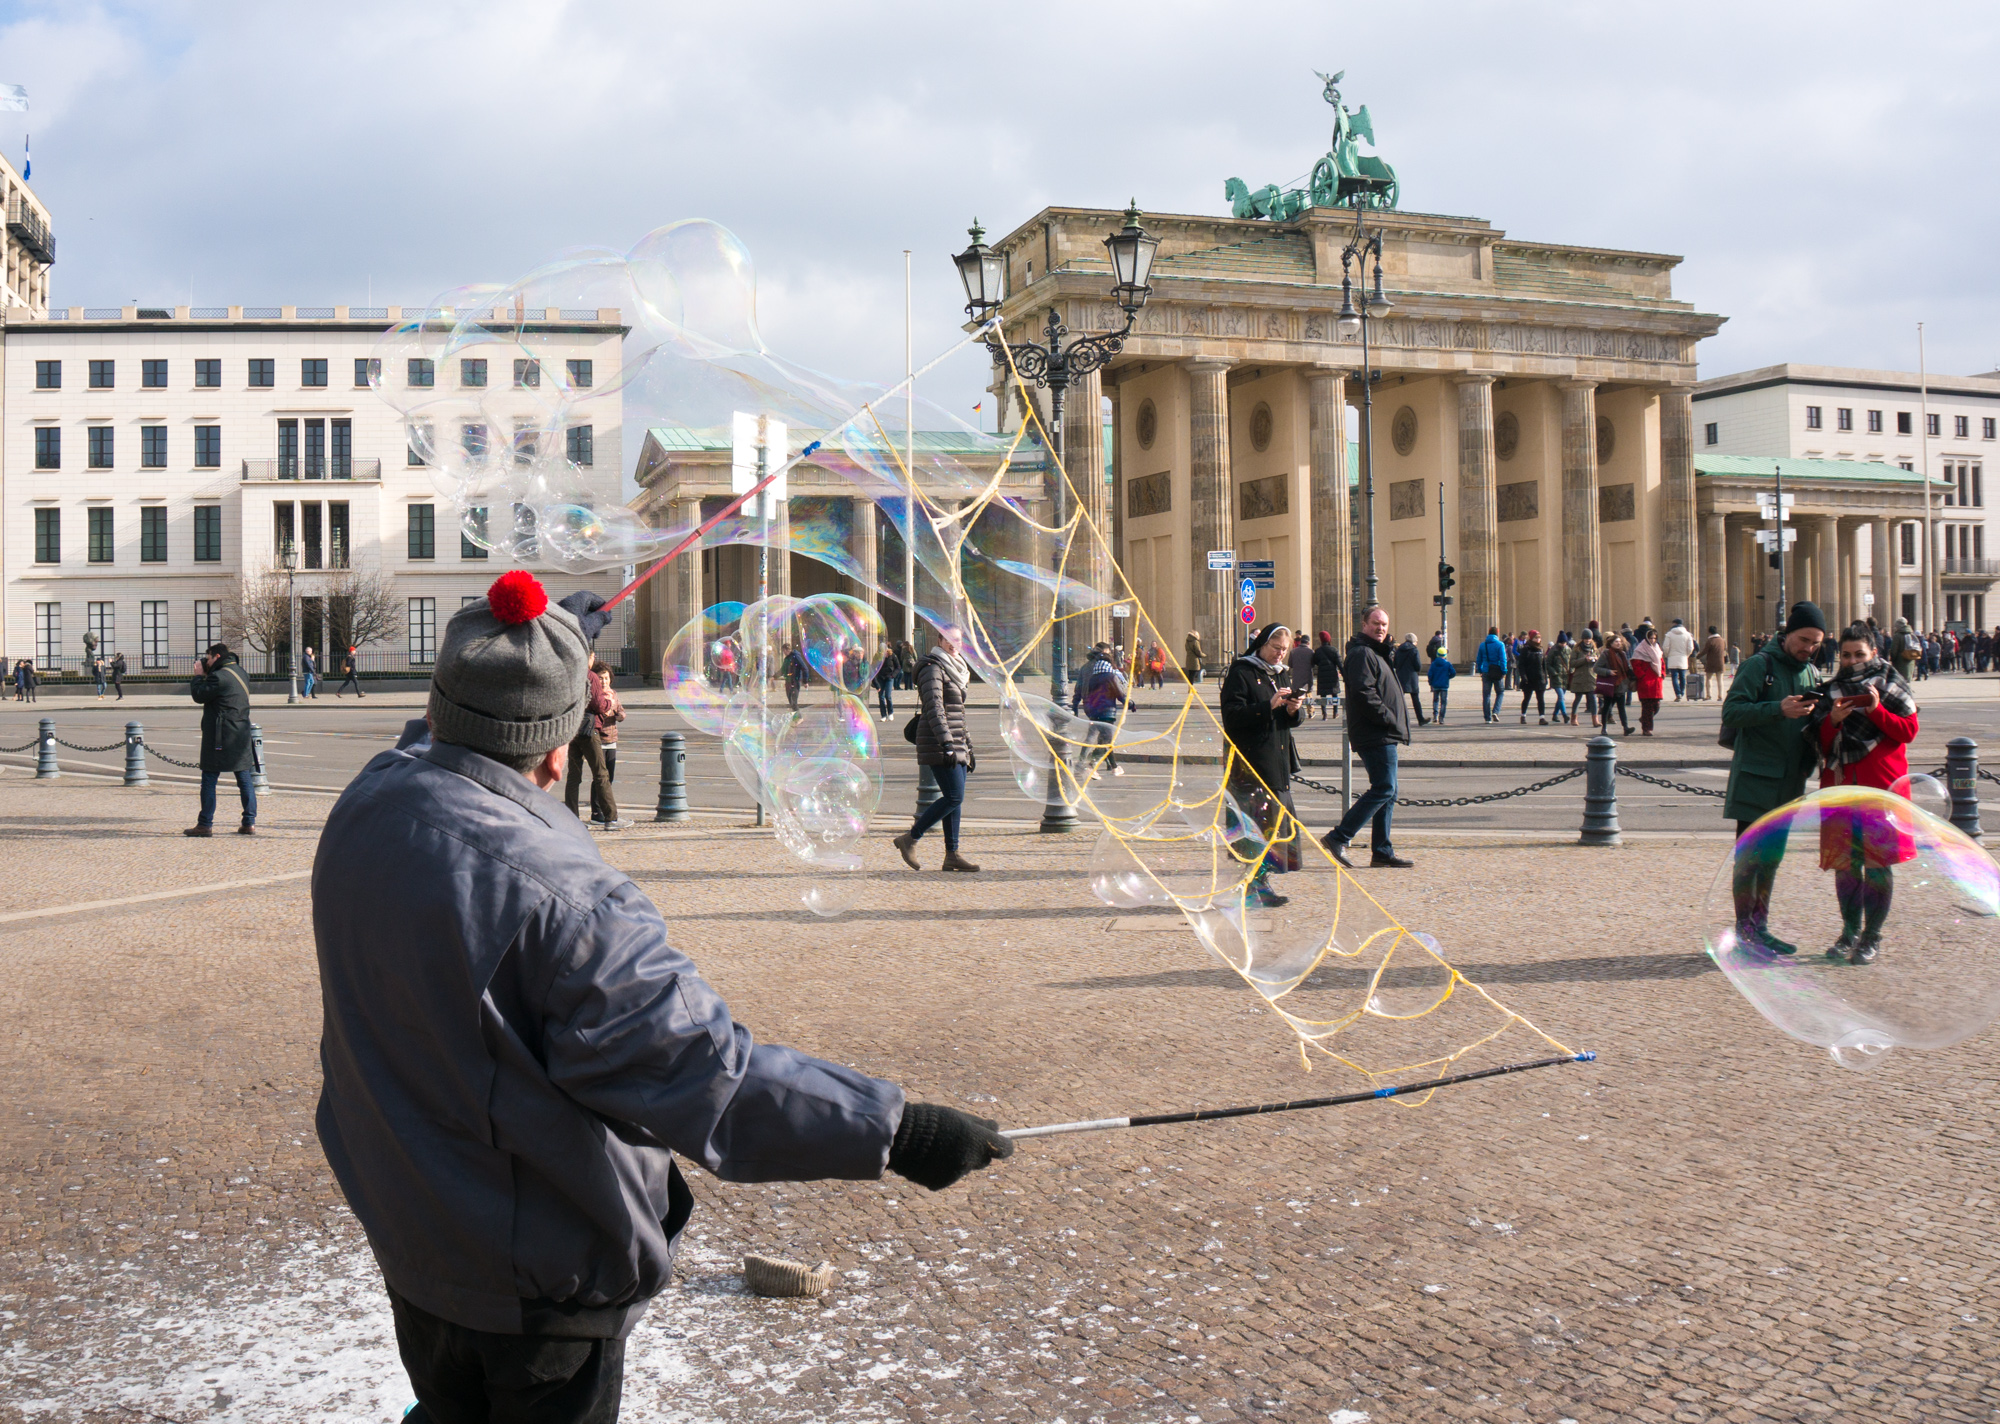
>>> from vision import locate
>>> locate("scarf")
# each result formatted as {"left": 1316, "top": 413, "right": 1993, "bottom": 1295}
{"left": 1818, "top": 655, "right": 1917, "bottom": 767}
{"left": 928, "top": 645, "right": 970, "bottom": 691}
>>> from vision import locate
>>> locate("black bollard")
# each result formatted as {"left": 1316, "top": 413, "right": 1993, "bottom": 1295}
{"left": 249, "top": 724, "right": 269, "bottom": 797}
{"left": 35, "top": 717, "right": 58, "bottom": 779}
{"left": 654, "top": 731, "right": 689, "bottom": 822}
{"left": 1945, "top": 737, "right": 1982, "bottom": 842}
{"left": 124, "top": 722, "right": 149, "bottom": 787}
{"left": 1579, "top": 736, "right": 1621, "bottom": 847}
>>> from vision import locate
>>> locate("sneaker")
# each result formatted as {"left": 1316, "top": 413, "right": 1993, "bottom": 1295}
{"left": 1738, "top": 920, "right": 1797, "bottom": 956}
{"left": 1370, "top": 851, "right": 1415, "bottom": 869}
{"left": 1826, "top": 934, "right": 1856, "bottom": 961}
{"left": 1249, "top": 880, "right": 1289, "bottom": 908}
{"left": 1851, "top": 935, "right": 1880, "bottom": 965}
{"left": 1520, "top": 713, "right": 1526, "bottom": 724}
{"left": 182, "top": 824, "right": 213, "bottom": 838}
{"left": 588, "top": 818, "right": 632, "bottom": 832}
{"left": 893, "top": 832, "right": 922, "bottom": 871}
{"left": 1322, "top": 836, "right": 1356, "bottom": 869}
{"left": 1538, "top": 717, "right": 1548, "bottom": 725}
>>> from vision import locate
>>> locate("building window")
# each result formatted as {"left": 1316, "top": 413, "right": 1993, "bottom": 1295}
{"left": 1900, "top": 523, "right": 1916, "bottom": 565}
{"left": 1974, "top": 466, "right": 1985, "bottom": 507}
{"left": 1703, "top": 422, "right": 1718, "bottom": 446}
{"left": 408, "top": 503, "right": 436, "bottom": 560}
{"left": 143, "top": 358, "right": 168, "bottom": 388}
{"left": 1955, "top": 415, "right": 1970, "bottom": 439}
{"left": 355, "top": 357, "right": 378, "bottom": 388}
{"left": 278, "top": 419, "right": 298, "bottom": 478}
{"left": 141, "top": 425, "right": 167, "bottom": 468}
{"left": 88, "top": 602, "right": 115, "bottom": 656}
{"left": 462, "top": 423, "right": 488, "bottom": 463}
{"left": 1836, "top": 407, "right": 1852, "bottom": 431}
{"left": 89, "top": 359, "right": 115, "bottom": 389}
{"left": 35, "top": 427, "right": 60, "bottom": 469}
{"left": 1897, "top": 412, "right": 1913, "bottom": 434}
{"left": 194, "top": 425, "right": 221, "bottom": 468}
{"left": 460, "top": 358, "right": 487, "bottom": 388}
{"left": 194, "top": 599, "right": 219, "bottom": 652}
{"left": 195, "top": 358, "right": 221, "bottom": 388}
{"left": 1927, "top": 413, "right": 1941, "bottom": 437}
{"left": 88, "top": 507, "right": 115, "bottom": 563}
{"left": 513, "top": 423, "right": 538, "bottom": 467}
{"left": 1959, "top": 466, "right": 1971, "bottom": 507}
{"left": 249, "top": 358, "right": 275, "bottom": 388}
{"left": 1868, "top": 409, "right": 1884, "bottom": 433}
{"left": 329, "top": 502, "right": 349, "bottom": 568}
{"left": 1984, "top": 418, "right": 1996, "bottom": 440}
{"left": 408, "top": 424, "right": 431, "bottom": 467}
{"left": 566, "top": 358, "right": 593, "bottom": 389}
{"left": 194, "top": 505, "right": 222, "bottom": 561}
{"left": 88, "top": 427, "right": 114, "bottom": 469}
{"left": 140, "top": 506, "right": 167, "bottom": 562}
{"left": 331, "top": 418, "right": 352, "bottom": 479}
{"left": 409, "top": 598, "right": 438, "bottom": 665}
{"left": 408, "top": 357, "right": 434, "bottom": 388}
{"left": 302, "top": 358, "right": 328, "bottom": 388}
{"left": 34, "top": 508, "right": 59, "bottom": 562}
{"left": 461, "top": 506, "right": 489, "bottom": 560}
{"left": 513, "top": 359, "right": 540, "bottom": 388}
{"left": 141, "top": 601, "right": 168, "bottom": 668}
{"left": 1804, "top": 406, "right": 1821, "bottom": 430}
{"left": 34, "top": 359, "right": 59, "bottom": 389}
{"left": 35, "top": 603, "right": 59, "bottom": 668}
{"left": 566, "top": 425, "right": 594, "bottom": 467}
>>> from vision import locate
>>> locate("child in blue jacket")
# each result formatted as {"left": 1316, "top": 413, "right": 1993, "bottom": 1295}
{"left": 1426, "top": 649, "right": 1456, "bottom": 723}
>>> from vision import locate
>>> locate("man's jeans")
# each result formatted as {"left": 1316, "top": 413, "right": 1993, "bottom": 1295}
{"left": 1481, "top": 672, "right": 1505, "bottom": 721}
{"left": 1670, "top": 667, "right": 1686, "bottom": 698}
{"left": 1330, "top": 742, "right": 1397, "bottom": 856}
{"left": 199, "top": 769, "right": 257, "bottom": 828}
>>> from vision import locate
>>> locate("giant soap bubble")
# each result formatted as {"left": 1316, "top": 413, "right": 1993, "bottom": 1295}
{"left": 377, "top": 217, "right": 1581, "bottom": 1085}
{"left": 1705, "top": 786, "right": 2000, "bottom": 1070}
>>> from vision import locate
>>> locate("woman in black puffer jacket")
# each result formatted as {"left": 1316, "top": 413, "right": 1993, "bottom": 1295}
{"left": 895, "top": 635, "right": 979, "bottom": 873}
{"left": 1516, "top": 630, "right": 1548, "bottom": 725}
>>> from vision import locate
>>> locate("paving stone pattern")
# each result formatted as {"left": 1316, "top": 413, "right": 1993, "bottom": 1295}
{"left": 0, "top": 776, "right": 1994, "bottom": 1421}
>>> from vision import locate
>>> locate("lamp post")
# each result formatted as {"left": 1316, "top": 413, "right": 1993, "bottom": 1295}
{"left": 1334, "top": 197, "right": 1394, "bottom": 617}
{"left": 280, "top": 538, "right": 300, "bottom": 705}
{"left": 955, "top": 202, "right": 1159, "bottom": 832}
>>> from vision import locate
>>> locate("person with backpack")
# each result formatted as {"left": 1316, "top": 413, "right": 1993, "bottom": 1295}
{"left": 1721, "top": 601, "right": 1827, "bottom": 955}
{"left": 1515, "top": 631, "right": 1549, "bottom": 724}
{"left": 1565, "top": 639, "right": 1598, "bottom": 726}
{"left": 1311, "top": 630, "right": 1342, "bottom": 719}
{"left": 1546, "top": 632, "right": 1573, "bottom": 723}
{"left": 1888, "top": 617, "right": 1920, "bottom": 682}
{"left": 1070, "top": 642, "right": 1129, "bottom": 780}
{"left": 1474, "top": 626, "right": 1509, "bottom": 723}
{"left": 872, "top": 644, "right": 898, "bottom": 719}
{"left": 109, "top": 651, "right": 128, "bottom": 700}
{"left": 1425, "top": 644, "right": 1455, "bottom": 723}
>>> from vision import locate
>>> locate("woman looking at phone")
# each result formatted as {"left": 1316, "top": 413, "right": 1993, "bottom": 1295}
{"left": 1220, "top": 622, "right": 1309, "bottom": 908}
{"left": 1810, "top": 623, "right": 1921, "bottom": 964}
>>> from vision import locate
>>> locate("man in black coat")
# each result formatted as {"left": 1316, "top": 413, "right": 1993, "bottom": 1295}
{"left": 1323, "top": 606, "right": 1414, "bottom": 869}
{"left": 1390, "top": 633, "right": 1430, "bottom": 726}
{"left": 1219, "top": 623, "right": 1307, "bottom": 907}
{"left": 186, "top": 642, "right": 258, "bottom": 836}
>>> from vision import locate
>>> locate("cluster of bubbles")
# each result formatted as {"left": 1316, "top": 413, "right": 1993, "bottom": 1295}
{"left": 663, "top": 592, "right": 888, "bottom": 915}
{"left": 376, "top": 218, "right": 1582, "bottom": 1082}
{"left": 1704, "top": 778, "right": 2000, "bottom": 1071}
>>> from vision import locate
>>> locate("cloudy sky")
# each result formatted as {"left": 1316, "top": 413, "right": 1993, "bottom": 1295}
{"left": 7, "top": 0, "right": 1999, "bottom": 426}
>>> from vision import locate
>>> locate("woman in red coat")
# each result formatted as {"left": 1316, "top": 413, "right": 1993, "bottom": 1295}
{"left": 1812, "top": 623, "right": 1921, "bottom": 963}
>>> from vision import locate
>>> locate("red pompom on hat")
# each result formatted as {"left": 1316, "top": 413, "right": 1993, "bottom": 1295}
{"left": 486, "top": 569, "right": 548, "bottom": 625}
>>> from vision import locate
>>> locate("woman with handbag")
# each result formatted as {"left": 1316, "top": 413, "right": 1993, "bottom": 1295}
{"left": 1596, "top": 635, "right": 1633, "bottom": 735}
{"left": 894, "top": 632, "right": 979, "bottom": 872}
{"left": 1565, "top": 640, "right": 1597, "bottom": 726}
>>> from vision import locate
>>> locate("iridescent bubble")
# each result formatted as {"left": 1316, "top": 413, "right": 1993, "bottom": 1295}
{"left": 1704, "top": 786, "right": 2000, "bottom": 1071}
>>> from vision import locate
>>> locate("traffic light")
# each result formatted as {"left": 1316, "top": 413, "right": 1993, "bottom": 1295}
{"left": 1437, "top": 560, "right": 1456, "bottom": 595}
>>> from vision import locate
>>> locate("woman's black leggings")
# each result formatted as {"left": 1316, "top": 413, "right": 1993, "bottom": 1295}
{"left": 1519, "top": 687, "right": 1545, "bottom": 716}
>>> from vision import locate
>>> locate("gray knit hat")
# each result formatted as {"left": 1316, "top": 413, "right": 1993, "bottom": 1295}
{"left": 427, "top": 571, "right": 589, "bottom": 760}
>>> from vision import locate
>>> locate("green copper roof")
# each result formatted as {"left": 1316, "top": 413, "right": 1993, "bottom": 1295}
{"left": 1695, "top": 455, "right": 1951, "bottom": 485}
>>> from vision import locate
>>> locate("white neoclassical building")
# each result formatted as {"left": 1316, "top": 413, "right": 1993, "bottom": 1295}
{"left": 2, "top": 305, "right": 626, "bottom": 677}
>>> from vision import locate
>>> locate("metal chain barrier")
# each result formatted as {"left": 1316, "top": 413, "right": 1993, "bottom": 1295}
{"left": 0, "top": 736, "right": 37, "bottom": 753}
{"left": 52, "top": 736, "right": 130, "bottom": 753}
{"left": 143, "top": 744, "right": 204, "bottom": 770}
{"left": 1614, "top": 765, "right": 1726, "bottom": 799}
{"left": 1294, "top": 766, "right": 1583, "bottom": 809}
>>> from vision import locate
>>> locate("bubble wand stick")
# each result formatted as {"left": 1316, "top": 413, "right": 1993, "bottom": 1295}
{"left": 1001, "top": 1051, "right": 1595, "bottom": 1140}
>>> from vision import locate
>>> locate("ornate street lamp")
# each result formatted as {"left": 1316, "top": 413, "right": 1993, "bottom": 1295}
{"left": 954, "top": 201, "right": 1156, "bottom": 831}
{"left": 280, "top": 538, "right": 300, "bottom": 705}
{"left": 1335, "top": 191, "right": 1394, "bottom": 614}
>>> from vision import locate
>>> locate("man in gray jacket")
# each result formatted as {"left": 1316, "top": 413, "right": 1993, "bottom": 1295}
{"left": 315, "top": 572, "right": 1011, "bottom": 1421}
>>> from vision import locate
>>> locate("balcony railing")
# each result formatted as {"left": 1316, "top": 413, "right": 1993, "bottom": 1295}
{"left": 6, "top": 195, "right": 54, "bottom": 264}
{"left": 241, "top": 456, "right": 382, "bottom": 482}
{"left": 1942, "top": 558, "right": 2000, "bottom": 579}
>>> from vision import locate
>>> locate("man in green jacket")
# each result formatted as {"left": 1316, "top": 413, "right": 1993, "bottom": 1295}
{"left": 1721, "top": 601, "right": 1827, "bottom": 953}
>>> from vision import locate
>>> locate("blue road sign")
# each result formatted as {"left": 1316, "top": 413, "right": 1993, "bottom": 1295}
{"left": 1239, "top": 577, "right": 1257, "bottom": 605}
{"left": 1237, "top": 559, "right": 1275, "bottom": 571}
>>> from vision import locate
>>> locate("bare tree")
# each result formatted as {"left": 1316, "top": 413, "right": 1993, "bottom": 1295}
{"left": 219, "top": 569, "right": 293, "bottom": 658}
{"left": 321, "top": 563, "right": 402, "bottom": 652}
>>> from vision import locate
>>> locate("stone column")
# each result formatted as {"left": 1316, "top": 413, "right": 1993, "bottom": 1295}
{"left": 1844, "top": 519, "right": 1865, "bottom": 631}
{"left": 1065, "top": 367, "right": 1110, "bottom": 653}
{"left": 1107, "top": 384, "right": 1125, "bottom": 604}
{"left": 1187, "top": 358, "right": 1235, "bottom": 668}
{"left": 1559, "top": 380, "right": 1601, "bottom": 635}
{"left": 1701, "top": 511, "right": 1727, "bottom": 639}
{"left": 1811, "top": 514, "right": 1839, "bottom": 629}
{"left": 1724, "top": 515, "right": 1747, "bottom": 653}
{"left": 848, "top": 495, "right": 878, "bottom": 611}
{"left": 1659, "top": 388, "right": 1699, "bottom": 632}
{"left": 1871, "top": 518, "right": 1896, "bottom": 631}
{"left": 1308, "top": 367, "right": 1352, "bottom": 640}
{"left": 668, "top": 496, "right": 703, "bottom": 660}
{"left": 1454, "top": 374, "right": 1499, "bottom": 663}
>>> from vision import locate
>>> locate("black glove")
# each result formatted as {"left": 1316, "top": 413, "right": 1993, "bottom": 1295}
{"left": 557, "top": 590, "right": 612, "bottom": 645}
{"left": 888, "top": 1102, "right": 1015, "bottom": 1191}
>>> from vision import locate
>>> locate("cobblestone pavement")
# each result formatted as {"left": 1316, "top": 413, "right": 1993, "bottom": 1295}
{"left": 0, "top": 775, "right": 1996, "bottom": 1422}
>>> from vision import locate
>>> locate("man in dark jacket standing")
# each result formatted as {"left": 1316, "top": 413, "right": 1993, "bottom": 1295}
{"left": 185, "top": 642, "right": 257, "bottom": 837}
{"left": 1323, "top": 607, "right": 1414, "bottom": 869}
{"left": 315, "top": 573, "right": 1012, "bottom": 1420}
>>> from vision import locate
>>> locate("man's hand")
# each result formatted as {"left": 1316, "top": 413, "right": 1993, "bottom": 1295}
{"left": 1780, "top": 694, "right": 1816, "bottom": 718}
{"left": 887, "top": 1102, "right": 1015, "bottom": 1191}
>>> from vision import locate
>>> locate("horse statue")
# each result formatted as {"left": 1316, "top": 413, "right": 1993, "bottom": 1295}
{"left": 1224, "top": 69, "right": 1399, "bottom": 221}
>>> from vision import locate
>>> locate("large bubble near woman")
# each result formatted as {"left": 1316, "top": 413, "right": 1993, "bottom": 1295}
{"left": 1704, "top": 786, "right": 2000, "bottom": 1070}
